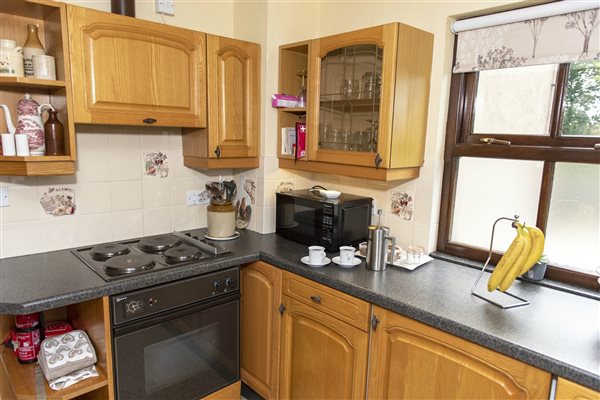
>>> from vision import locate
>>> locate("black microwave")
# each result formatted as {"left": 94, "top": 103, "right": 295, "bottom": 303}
{"left": 276, "top": 189, "right": 373, "bottom": 251}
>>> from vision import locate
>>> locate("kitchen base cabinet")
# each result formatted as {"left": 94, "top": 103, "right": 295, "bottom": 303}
{"left": 183, "top": 35, "right": 260, "bottom": 170}
{"left": 368, "top": 306, "right": 551, "bottom": 399}
{"left": 201, "top": 381, "right": 241, "bottom": 400}
{"left": 279, "top": 271, "right": 370, "bottom": 399}
{"left": 556, "top": 378, "right": 600, "bottom": 400}
{"left": 0, "top": 297, "right": 114, "bottom": 400}
{"left": 240, "top": 261, "right": 282, "bottom": 400}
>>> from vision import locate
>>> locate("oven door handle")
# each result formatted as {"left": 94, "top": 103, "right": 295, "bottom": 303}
{"left": 113, "top": 291, "right": 240, "bottom": 337}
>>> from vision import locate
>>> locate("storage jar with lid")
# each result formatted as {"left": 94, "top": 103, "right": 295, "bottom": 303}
{"left": 0, "top": 39, "right": 24, "bottom": 77}
{"left": 207, "top": 200, "right": 235, "bottom": 238}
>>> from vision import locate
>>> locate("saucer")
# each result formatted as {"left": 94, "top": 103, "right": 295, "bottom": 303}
{"left": 204, "top": 231, "right": 240, "bottom": 241}
{"left": 300, "top": 256, "right": 331, "bottom": 268}
{"left": 332, "top": 256, "right": 361, "bottom": 268}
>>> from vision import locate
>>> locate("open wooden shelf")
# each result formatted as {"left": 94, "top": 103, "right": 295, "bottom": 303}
{"left": 1, "top": 347, "right": 108, "bottom": 400}
{"left": 0, "top": 77, "right": 67, "bottom": 90}
{"left": 0, "top": 159, "right": 75, "bottom": 176}
{"left": 278, "top": 107, "right": 306, "bottom": 114}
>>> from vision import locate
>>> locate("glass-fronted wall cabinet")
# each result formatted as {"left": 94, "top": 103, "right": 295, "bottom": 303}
{"left": 283, "top": 23, "right": 433, "bottom": 181}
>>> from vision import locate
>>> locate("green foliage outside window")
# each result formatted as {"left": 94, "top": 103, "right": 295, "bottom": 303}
{"left": 562, "top": 61, "right": 600, "bottom": 136}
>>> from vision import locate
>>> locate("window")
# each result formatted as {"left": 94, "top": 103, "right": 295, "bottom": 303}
{"left": 439, "top": 61, "right": 600, "bottom": 289}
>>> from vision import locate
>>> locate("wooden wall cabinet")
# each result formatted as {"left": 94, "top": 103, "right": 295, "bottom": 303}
{"left": 368, "top": 306, "right": 551, "bottom": 399}
{"left": 240, "top": 261, "right": 282, "bottom": 400}
{"left": 555, "top": 378, "right": 600, "bottom": 400}
{"left": 278, "top": 23, "right": 433, "bottom": 181}
{"left": 0, "top": 0, "right": 77, "bottom": 176}
{"left": 278, "top": 272, "right": 370, "bottom": 399}
{"left": 67, "top": 5, "right": 207, "bottom": 128}
{"left": 183, "top": 35, "right": 260, "bottom": 170}
{"left": 0, "top": 297, "right": 114, "bottom": 400}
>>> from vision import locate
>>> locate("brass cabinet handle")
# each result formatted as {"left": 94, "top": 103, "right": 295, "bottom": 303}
{"left": 480, "top": 137, "right": 511, "bottom": 146}
{"left": 310, "top": 296, "right": 321, "bottom": 304}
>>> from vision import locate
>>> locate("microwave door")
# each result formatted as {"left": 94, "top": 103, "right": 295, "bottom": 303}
{"left": 276, "top": 196, "right": 322, "bottom": 245}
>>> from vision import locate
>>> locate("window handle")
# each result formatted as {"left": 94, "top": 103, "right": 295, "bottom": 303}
{"left": 480, "top": 138, "right": 511, "bottom": 146}
{"left": 594, "top": 143, "right": 600, "bottom": 150}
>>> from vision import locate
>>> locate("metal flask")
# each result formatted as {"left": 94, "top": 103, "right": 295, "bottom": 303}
{"left": 366, "top": 224, "right": 396, "bottom": 271}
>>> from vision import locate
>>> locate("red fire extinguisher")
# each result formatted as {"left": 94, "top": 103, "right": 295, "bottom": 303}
{"left": 15, "top": 313, "right": 42, "bottom": 364}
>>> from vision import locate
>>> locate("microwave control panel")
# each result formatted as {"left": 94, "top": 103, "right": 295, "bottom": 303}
{"left": 321, "top": 203, "right": 335, "bottom": 243}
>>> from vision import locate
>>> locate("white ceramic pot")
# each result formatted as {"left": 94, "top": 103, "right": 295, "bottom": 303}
{"left": 0, "top": 39, "right": 24, "bottom": 77}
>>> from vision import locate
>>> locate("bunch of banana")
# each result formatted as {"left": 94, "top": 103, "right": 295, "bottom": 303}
{"left": 487, "top": 223, "right": 545, "bottom": 292}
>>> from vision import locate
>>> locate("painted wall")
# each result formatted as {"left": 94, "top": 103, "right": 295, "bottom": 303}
{"left": 0, "top": 0, "right": 523, "bottom": 258}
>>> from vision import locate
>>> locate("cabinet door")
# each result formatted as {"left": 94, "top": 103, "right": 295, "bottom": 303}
{"left": 555, "top": 378, "right": 599, "bottom": 400}
{"left": 240, "top": 262, "right": 282, "bottom": 400}
{"left": 308, "top": 24, "right": 398, "bottom": 168}
{"left": 206, "top": 35, "right": 260, "bottom": 159}
{"left": 67, "top": 5, "right": 206, "bottom": 127}
{"left": 279, "top": 295, "right": 368, "bottom": 399}
{"left": 368, "top": 306, "right": 551, "bottom": 399}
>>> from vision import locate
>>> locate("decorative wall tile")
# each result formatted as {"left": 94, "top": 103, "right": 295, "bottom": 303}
{"left": 390, "top": 191, "right": 414, "bottom": 221}
{"left": 243, "top": 176, "right": 257, "bottom": 205}
{"left": 40, "top": 187, "right": 76, "bottom": 216}
{"left": 275, "top": 179, "right": 295, "bottom": 193}
{"left": 143, "top": 151, "right": 169, "bottom": 178}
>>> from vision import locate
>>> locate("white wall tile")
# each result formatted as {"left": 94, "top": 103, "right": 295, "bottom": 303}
{"left": 141, "top": 130, "right": 170, "bottom": 151}
{"left": 263, "top": 206, "right": 275, "bottom": 233}
{"left": 169, "top": 150, "right": 197, "bottom": 178}
{"left": 108, "top": 126, "right": 141, "bottom": 152}
{"left": 0, "top": 188, "right": 40, "bottom": 223}
{"left": 111, "top": 181, "right": 143, "bottom": 211}
{"left": 78, "top": 213, "right": 114, "bottom": 245}
{"left": 386, "top": 218, "right": 413, "bottom": 249}
{"left": 76, "top": 126, "right": 110, "bottom": 182}
{"left": 76, "top": 182, "right": 111, "bottom": 215}
{"left": 416, "top": 159, "right": 443, "bottom": 194}
{"left": 112, "top": 210, "right": 144, "bottom": 240}
{"left": 169, "top": 129, "right": 183, "bottom": 150}
{"left": 41, "top": 216, "right": 80, "bottom": 251}
{"left": 0, "top": 221, "right": 43, "bottom": 257}
{"left": 142, "top": 179, "right": 171, "bottom": 208}
{"left": 143, "top": 207, "right": 172, "bottom": 235}
{"left": 197, "top": 204, "right": 208, "bottom": 228}
{"left": 413, "top": 191, "right": 434, "bottom": 225}
{"left": 171, "top": 205, "right": 198, "bottom": 231}
{"left": 109, "top": 150, "right": 142, "bottom": 181}
{"left": 413, "top": 222, "right": 438, "bottom": 253}
{"left": 170, "top": 177, "right": 201, "bottom": 206}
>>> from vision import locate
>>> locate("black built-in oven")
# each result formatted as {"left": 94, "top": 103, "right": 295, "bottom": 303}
{"left": 111, "top": 268, "right": 239, "bottom": 400}
{"left": 276, "top": 189, "right": 373, "bottom": 251}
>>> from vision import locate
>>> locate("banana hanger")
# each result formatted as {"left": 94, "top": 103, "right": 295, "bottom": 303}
{"left": 471, "top": 215, "right": 530, "bottom": 309}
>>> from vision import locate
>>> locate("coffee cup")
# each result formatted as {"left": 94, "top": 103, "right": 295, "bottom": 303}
{"left": 1, "top": 133, "right": 15, "bottom": 156}
{"left": 339, "top": 246, "right": 355, "bottom": 265}
{"left": 308, "top": 246, "right": 326, "bottom": 265}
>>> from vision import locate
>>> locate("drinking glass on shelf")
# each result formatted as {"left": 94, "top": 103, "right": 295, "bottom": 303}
{"left": 296, "top": 70, "right": 307, "bottom": 108}
{"left": 340, "top": 78, "right": 359, "bottom": 100}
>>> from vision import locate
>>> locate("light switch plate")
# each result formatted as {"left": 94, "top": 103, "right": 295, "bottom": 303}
{"left": 155, "top": 0, "right": 174, "bottom": 16}
{"left": 0, "top": 187, "right": 9, "bottom": 207}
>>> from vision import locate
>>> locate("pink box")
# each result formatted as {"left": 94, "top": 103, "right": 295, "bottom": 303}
{"left": 272, "top": 94, "right": 299, "bottom": 108}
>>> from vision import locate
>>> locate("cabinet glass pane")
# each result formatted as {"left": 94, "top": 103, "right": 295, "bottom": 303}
{"left": 450, "top": 157, "right": 543, "bottom": 252}
{"left": 319, "top": 44, "right": 382, "bottom": 153}
{"left": 473, "top": 64, "right": 557, "bottom": 136}
{"left": 545, "top": 163, "right": 599, "bottom": 272}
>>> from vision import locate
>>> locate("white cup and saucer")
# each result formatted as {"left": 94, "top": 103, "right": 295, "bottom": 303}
{"left": 301, "top": 245, "right": 331, "bottom": 267}
{"left": 332, "top": 246, "right": 361, "bottom": 268}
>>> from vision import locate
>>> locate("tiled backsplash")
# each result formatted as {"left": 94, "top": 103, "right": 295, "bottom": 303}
{"left": 0, "top": 126, "right": 443, "bottom": 258}
{"left": 0, "top": 125, "right": 233, "bottom": 258}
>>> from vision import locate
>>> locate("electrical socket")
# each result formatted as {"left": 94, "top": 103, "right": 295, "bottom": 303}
{"left": 187, "top": 190, "right": 210, "bottom": 206}
{"left": 0, "top": 187, "right": 9, "bottom": 207}
{"left": 155, "top": 0, "right": 174, "bottom": 16}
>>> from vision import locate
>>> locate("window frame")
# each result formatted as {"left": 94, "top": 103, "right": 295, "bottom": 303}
{"left": 438, "top": 63, "right": 600, "bottom": 290}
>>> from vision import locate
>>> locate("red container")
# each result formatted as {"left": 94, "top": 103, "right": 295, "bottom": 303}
{"left": 15, "top": 313, "right": 40, "bottom": 330}
{"left": 16, "top": 328, "right": 41, "bottom": 364}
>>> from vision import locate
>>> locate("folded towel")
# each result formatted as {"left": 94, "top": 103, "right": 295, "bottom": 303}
{"left": 38, "top": 330, "right": 97, "bottom": 382}
{"left": 48, "top": 365, "right": 99, "bottom": 391}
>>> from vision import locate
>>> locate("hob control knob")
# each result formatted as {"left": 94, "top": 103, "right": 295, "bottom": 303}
{"left": 225, "top": 276, "right": 236, "bottom": 288}
{"left": 213, "top": 280, "right": 224, "bottom": 290}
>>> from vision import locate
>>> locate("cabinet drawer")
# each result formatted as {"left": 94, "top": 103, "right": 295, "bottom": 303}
{"left": 282, "top": 272, "right": 370, "bottom": 331}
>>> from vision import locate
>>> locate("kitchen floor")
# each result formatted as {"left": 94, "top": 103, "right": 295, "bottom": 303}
{"left": 241, "top": 383, "right": 264, "bottom": 400}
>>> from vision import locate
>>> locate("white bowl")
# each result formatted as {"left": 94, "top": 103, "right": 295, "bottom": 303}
{"left": 310, "top": 189, "right": 341, "bottom": 199}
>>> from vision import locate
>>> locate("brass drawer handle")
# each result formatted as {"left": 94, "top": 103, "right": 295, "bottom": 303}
{"left": 310, "top": 296, "right": 321, "bottom": 304}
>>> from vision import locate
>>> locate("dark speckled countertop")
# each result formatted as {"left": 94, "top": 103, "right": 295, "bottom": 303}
{"left": 1, "top": 229, "right": 599, "bottom": 391}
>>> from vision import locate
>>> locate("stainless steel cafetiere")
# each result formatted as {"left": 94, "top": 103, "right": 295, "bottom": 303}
{"left": 366, "top": 210, "right": 396, "bottom": 271}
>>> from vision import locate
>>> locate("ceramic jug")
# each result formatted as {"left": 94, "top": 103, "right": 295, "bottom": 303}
{"left": 0, "top": 93, "right": 54, "bottom": 155}
{"left": 0, "top": 39, "right": 24, "bottom": 77}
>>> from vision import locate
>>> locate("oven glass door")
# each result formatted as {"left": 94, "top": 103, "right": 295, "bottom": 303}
{"left": 113, "top": 294, "right": 239, "bottom": 400}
